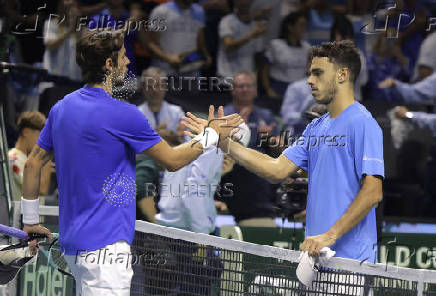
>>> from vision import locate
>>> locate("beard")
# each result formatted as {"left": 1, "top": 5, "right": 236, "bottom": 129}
{"left": 316, "top": 79, "right": 337, "bottom": 105}
{"left": 108, "top": 68, "right": 138, "bottom": 101}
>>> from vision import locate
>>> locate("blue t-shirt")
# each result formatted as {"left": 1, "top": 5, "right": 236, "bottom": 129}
{"left": 282, "top": 102, "right": 384, "bottom": 262}
{"left": 37, "top": 85, "right": 162, "bottom": 255}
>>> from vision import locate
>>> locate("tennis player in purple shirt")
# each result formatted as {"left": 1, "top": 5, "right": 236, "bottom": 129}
{"left": 19, "top": 29, "right": 241, "bottom": 295}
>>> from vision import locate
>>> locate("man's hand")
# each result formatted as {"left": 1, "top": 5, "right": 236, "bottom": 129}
{"left": 182, "top": 105, "right": 243, "bottom": 143}
{"left": 23, "top": 224, "right": 53, "bottom": 255}
{"left": 378, "top": 77, "right": 396, "bottom": 89}
{"left": 250, "top": 21, "right": 267, "bottom": 39}
{"left": 394, "top": 106, "right": 409, "bottom": 119}
{"left": 300, "top": 231, "right": 337, "bottom": 257}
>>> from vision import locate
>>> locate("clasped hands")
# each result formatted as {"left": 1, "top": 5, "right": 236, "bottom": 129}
{"left": 181, "top": 105, "right": 243, "bottom": 151}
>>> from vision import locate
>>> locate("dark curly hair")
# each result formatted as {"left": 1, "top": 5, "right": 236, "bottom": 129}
{"left": 76, "top": 29, "right": 125, "bottom": 84}
{"left": 309, "top": 40, "right": 361, "bottom": 84}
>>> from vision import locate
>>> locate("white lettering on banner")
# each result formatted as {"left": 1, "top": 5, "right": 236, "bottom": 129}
{"left": 21, "top": 263, "right": 68, "bottom": 295}
{"left": 395, "top": 246, "right": 410, "bottom": 267}
{"left": 416, "top": 247, "right": 436, "bottom": 269}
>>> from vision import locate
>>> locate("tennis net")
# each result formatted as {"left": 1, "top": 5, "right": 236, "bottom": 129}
{"left": 12, "top": 203, "right": 436, "bottom": 296}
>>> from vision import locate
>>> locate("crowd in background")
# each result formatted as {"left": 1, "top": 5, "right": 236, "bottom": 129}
{"left": 2, "top": 0, "right": 436, "bottom": 230}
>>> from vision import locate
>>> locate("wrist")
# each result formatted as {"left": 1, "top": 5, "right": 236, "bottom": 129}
{"left": 326, "top": 228, "right": 339, "bottom": 241}
{"left": 193, "top": 127, "right": 219, "bottom": 150}
{"left": 21, "top": 197, "right": 40, "bottom": 225}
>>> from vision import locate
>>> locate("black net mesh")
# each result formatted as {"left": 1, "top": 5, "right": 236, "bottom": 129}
{"left": 130, "top": 230, "right": 436, "bottom": 296}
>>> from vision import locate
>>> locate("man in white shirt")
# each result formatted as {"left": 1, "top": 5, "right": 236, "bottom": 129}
{"left": 138, "top": 67, "right": 185, "bottom": 146}
{"left": 217, "top": 0, "right": 266, "bottom": 78}
{"left": 145, "top": 0, "right": 212, "bottom": 75}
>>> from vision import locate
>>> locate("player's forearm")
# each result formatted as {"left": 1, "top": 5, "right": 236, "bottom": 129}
{"left": 22, "top": 161, "right": 43, "bottom": 200}
{"left": 138, "top": 197, "right": 157, "bottom": 223}
{"left": 327, "top": 177, "right": 382, "bottom": 240}
{"left": 168, "top": 140, "right": 203, "bottom": 171}
{"left": 221, "top": 139, "right": 285, "bottom": 183}
{"left": 39, "top": 162, "right": 53, "bottom": 196}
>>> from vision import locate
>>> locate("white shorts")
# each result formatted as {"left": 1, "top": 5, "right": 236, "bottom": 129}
{"left": 64, "top": 240, "right": 133, "bottom": 296}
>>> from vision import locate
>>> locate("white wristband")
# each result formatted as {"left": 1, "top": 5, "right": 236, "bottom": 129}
{"left": 21, "top": 197, "right": 40, "bottom": 225}
{"left": 193, "top": 127, "right": 219, "bottom": 150}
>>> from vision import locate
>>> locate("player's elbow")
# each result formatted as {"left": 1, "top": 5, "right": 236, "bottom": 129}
{"left": 268, "top": 170, "right": 288, "bottom": 184}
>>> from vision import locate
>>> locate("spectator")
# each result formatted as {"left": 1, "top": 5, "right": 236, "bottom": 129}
{"left": 8, "top": 112, "right": 54, "bottom": 203}
{"left": 217, "top": 0, "right": 267, "bottom": 79}
{"left": 412, "top": 31, "right": 436, "bottom": 81}
{"left": 397, "top": 0, "right": 429, "bottom": 80}
{"left": 301, "top": 0, "right": 338, "bottom": 45}
{"left": 379, "top": 72, "right": 436, "bottom": 126}
{"left": 330, "top": 15, "right": 368, "bottom": 101}
{"left": 136, "top": 154, "right": 159, "bottom": 223}
{"left": 153, "top": 118, "right": 250, "bottom": 296}
{"left": 367, "top": 27, "right": 410, "bottom": 101}
{"left": 137, "top": 67, "right": 185, "bottom": 146}
{"left": 145, "top": 0, "right": 211, "bottom": 76}
{"left": 261, "top": 11, "right": 310, "bottom": 99}
{"left": 77, "top": 0, "right": 108, "bottom": 17}
{"left": 43, "top": 0, "right": 82, "bottom": 82}
{"left": 280, "top": 77, "right": 315, "bottom": 137}
{"left": 380, "top": 73, "right": 436, "bottom": 214}
{"left": 155, "top": 120, "right": 249, "bottom": 233}
{"left": 222, "top": 71, "right": 279, "bottom": 227}
{"left": 88, "top": 0, "right": 138, "bottom": 74}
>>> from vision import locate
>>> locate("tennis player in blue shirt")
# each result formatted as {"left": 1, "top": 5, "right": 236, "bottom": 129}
{"left": 19, "top": 29, "right": 242, "bottom": 295}
{"left": 186, "top": 40, "right": 384, "bottom": 263}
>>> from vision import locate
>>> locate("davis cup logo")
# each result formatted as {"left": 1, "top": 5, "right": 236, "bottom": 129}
{"left": 102, "top": 173, "right": 136, "bottom": 207}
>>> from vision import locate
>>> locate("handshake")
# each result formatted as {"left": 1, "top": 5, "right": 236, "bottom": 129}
{"left": 181, "top": 105, "right": 251, "bottom": 151}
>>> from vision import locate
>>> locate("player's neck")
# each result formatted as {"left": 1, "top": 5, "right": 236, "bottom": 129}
{"left": 328, "top": 87, "right": 355, "bottom": 118}
{"left": 148, "top": 100, "right": 163, "bottom": 112}
{"left": 89, "top": 82, "right": 113, "bottom": 95}
{"left": 15, "top": 138, "right": 29, "bottom": 156}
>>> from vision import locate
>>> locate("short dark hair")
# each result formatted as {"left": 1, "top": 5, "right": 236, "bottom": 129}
{"left": 76, "top": 29, "right": 125, "bottom": 84}
{"left": 309, "top": 40, "right": 361, "bottom": 84}
{"left": 279, "top": 10, "right": 307, "bottom": 40}
{"left": 17, "top": 111, "right": 46, "bottom": 133}
{"left": 330, "top": 15, "right": 354, "bottom": 42}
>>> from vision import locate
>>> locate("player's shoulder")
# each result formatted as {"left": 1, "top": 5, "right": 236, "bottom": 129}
{"left": 221, "top": 13, "right": 237, "bottom": 24}
{"left": 164, "top": 101, "right": 184, "bottom": 113}
{"left": 150, "top": 2, "right": 171, "bottom": 16}
{"left": 347, "top": 102, "right": 381, "bottom": 131}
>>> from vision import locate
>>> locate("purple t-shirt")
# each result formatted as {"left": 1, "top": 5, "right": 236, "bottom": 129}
{"left": 38, "top": 85, "right": 161, "bottom": 255}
